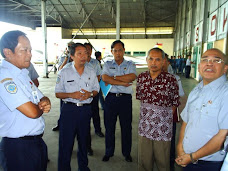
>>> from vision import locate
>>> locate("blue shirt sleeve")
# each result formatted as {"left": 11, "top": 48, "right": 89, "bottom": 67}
{"left": 101, "top": 62, "right": 110, "bottom": 76}
{"left": 0, "top": 80, "right": 30, "bottom": 111}
{"left": 27, "top": 63, "right": 39, "bottom": 80}
{"left": 218, "top": 93, "right": 228, "bottom": 129}
{"left": 55, "top": 70, "right": 65, "bottom": 93}
{"left": 128, "top": 61, "right": 137, "bottom": 76}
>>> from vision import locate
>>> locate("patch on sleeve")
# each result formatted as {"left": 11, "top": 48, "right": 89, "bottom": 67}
{"left": 4, "top": 81, "right": 17, "bottom": 94}
{"left": 56, "top": 75, "right": 61, "bottom": 84}
{"left": 0, "top": 78, "right": 12, "bottom": 83}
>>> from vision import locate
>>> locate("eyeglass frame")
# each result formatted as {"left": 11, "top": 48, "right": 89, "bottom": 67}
{"left": 200, "top": 57, "right": 225, "bottom": 64}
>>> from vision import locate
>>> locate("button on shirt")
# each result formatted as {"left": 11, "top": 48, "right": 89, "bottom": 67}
{"left": 0, "top": 60, "right": 45, "bottom": 138}
{"left": 102, "top": 59, "right": 137, "bottom": 94}
{"left": 181, "top": 75, "right": 228, "bottom": 161}
{"left": 55, "top": 62, "right": 100, "bottom": 104}
{"left": 88, "top": 58, "right": 101, "bottom": 76}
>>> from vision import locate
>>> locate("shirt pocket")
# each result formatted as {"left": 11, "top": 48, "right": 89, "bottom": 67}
{"left": 202, "top": 102, "right": 220, "bottom": 118}
{"left": 108, "top": 67, "right": 117, "bottom": 76}
{"left": 65, "top": 80, "right": 78, "bottom": 91}
{"left": 200, "top": 102, "right": 220, "bottom": 134}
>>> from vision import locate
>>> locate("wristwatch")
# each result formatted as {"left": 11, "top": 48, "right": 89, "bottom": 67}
{"left": 90, "top": 92, "right": 93, "bottom": 97}
{"left": 190, "top": 153, "right": 198, "bottom": 164}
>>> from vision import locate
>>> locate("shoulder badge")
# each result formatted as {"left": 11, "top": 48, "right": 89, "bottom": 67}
{"left": 4, "top": 81, "right": 17, "bottom": 94}
{"left": 1, "top": 78, "right": 12, "bottom": 83}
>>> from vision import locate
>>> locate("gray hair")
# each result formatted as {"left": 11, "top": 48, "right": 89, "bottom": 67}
{"left": 147, "top": 47, "right": 165, "bottom": 59}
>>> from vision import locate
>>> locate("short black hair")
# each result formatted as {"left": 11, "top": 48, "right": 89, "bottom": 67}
{"left": 147, "top": 47, "right": 165, "bottom": 59}
{"left": 95, "top": 51, "right": 101, "bottom": 59}
{"left": 0, "top": 30, "right": 26, "bottom": 58}
{"left": 69, "top": 43, "right": 86, "bottom": 56}
{"left": 84, "top": 43, "right": 92, "bottom": 49}
{"left": 111, "top": 40, "right": 124, "bottom": 49}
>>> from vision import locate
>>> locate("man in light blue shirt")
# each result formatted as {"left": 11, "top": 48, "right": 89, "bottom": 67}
{"left": 27, "top": 62, "right": 39, "bottom": 87}
{"left": 101, "top": 40, "right": 137, "bottom": 162}
{"left": 0, "top": 30, "right": 51, "bottom": 171}
{"left": 84, "top": 43, "right": 104, "bottom": 157}
{"left": 55, "top": 43, "right": 99, "bottom": 171}
{"left": 176, "top": 48, "right": 228, "bottom": 171}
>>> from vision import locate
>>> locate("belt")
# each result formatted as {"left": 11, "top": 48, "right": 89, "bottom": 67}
{"left": 108, "top": 93, "right": 131, "bottom": 97}
{"left": 5, "top": 133, "right": 43, "bottom": 140}
{"left": 197, "top": 160, "right": 223, "bottom": 164}
{"left": 64, "top": 101, "right": 91, "bottom": 106}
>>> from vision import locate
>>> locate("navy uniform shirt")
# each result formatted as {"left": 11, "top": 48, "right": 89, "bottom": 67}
{"left": 102, "top": 59, "right": 137, "bottom": 94}
{"left": 55, "top": 62, "right": 100, "bottom": 104}
{"left": 0, "top": 60, "right": 45, "bottom": 138}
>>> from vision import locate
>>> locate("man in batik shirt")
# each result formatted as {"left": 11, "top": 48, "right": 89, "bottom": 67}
{"left": 136, "top": 48, "right": 180, "bottom": 171}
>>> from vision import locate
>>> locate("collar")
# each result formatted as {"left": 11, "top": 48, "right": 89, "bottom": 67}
{"left": 147, "top": 70, "right": 164, "bottom": 79}
{"left": 2, "top": 59, "right": 28, "bottom": 77}
{"left": 72, "top": 61, "right": 90, "bottom": 76}
{"left": 111, "top": 58, "right": 126, "bottom": 65}
{"left": 198, "top": 74, "right": 227, "bottom": 91}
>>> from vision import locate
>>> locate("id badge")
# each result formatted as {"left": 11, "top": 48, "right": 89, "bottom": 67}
{"left": 32, "top": 86, "right": 40, "bottom": 104}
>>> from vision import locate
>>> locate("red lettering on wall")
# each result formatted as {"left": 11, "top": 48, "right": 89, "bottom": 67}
{"left": 223, "top": 8, "right": 227, "bottom": 32}
{"left": 211, "top": 15, "right": 217, "bottom": 36}
{"left": 195, "top": 27, "right": 199, "bottom": 42}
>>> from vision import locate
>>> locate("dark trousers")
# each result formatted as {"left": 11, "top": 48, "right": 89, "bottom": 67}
{"left": 0, "top": 137, "right": 47, "bottom": 171}
{"left": 57, "top": 99, "right": 64, "bottom": 126}
{"left": 91, "top": 95, "right": 101, "bottom": 133}
{"left": 170, "top": 122, "right": 177, "bottom": 170}
{"left": 87, "top": 95, "right": 101, "bottom": 149}
{"left": 58, "top": 103, "right": 91, "bottom": 171}
{"left": 104, "top": 94, "right": 132, "bottom": 157}
{"left": 185, "top": 66, "right": 191, "bottom": 78}
{"left": 99, "top": 90, "right": 105, "bottom": 109}
{"left": 183, "top": 161, "right": 223, "bottom": 171}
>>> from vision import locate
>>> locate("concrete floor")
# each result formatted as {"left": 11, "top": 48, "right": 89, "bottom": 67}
{"left": 12, "top": 66, "right": 200, "bottom": 171}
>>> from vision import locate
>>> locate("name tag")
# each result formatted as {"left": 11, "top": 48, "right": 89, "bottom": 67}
{"left": 67, "top": 80, "right": 74, "bottom": 82}
{"left": 32, "top": 85, "right": 40, "bottom": 104}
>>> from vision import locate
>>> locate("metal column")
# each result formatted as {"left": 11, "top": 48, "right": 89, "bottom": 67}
{"left": 41, "top": 0, "right": 48, "bottom": 78}
{"left": 116, "top": 0, "right": 120, "bottom": 40}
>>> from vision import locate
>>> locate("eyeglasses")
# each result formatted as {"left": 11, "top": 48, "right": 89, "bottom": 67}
{"left": 200, "top": 58, "right": 225, "bottom": 64}
{"left": 112, "top": 49, "right": 124, "bottom": 53}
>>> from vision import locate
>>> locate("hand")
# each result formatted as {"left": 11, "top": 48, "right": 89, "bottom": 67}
{"left": 122, "top": 82, "right": 133, "bottom": 87}
{"left": 175, "top": 153, "right": 191, "bottom": 167}
{"left": 38, "top": 97, "right": 51, "bottom": 113}
{"left": 70, "top": 91, "right": 82, "bottom": 99}
{"left": 79, "top": 89, "right": 91, "bottom": 101}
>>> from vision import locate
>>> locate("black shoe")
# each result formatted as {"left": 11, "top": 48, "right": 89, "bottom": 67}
{"left": 87, "top": 148, "right": 93, "bottom": 156}
{"left": 52, "top": 125, "right": 59, "bottom": 131}
{"left": 102, "top": 155, "right": 113, "bottom": 162}
{"left": 95, "top": 131, "right": 105, "bottom": 137}
{"left": 125, "top": 155, "right": 132, "bottom": 162}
